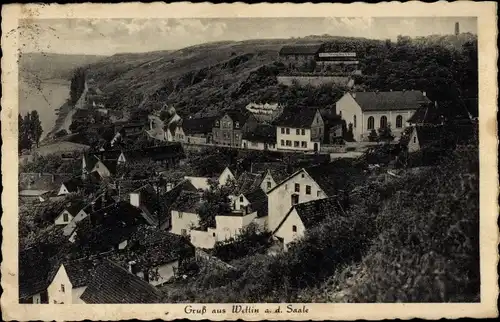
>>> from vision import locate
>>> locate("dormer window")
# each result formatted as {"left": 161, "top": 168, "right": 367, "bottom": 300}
{"left": 215, "top": 121, "right": 220, "bottom": 127}
{"left": 235, "top": 122, "right": 240, "bottom": 128}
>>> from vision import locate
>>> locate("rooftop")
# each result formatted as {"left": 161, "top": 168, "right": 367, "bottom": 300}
{"left": 274, "top": 108, "right": 320, "bottom": 128}
{"left": 170, "top": 191, "right": 203, "bottom": 213}
{"left": 80, "top": 259, "right": 163, "bottom": 303}
{"left": 242, "top": 124, "right": 276, "bottom": 144}
{"left": 350, "top": 90, "right": 431, "bottom": 112}
{"left": 279, "top": 43, "right": 324, "bottom": 56}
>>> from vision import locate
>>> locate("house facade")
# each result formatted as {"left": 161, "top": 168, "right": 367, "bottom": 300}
{"left": 218, "top": 166, "right": 236, "bottom": 186}
{"left": 335, "top": 90, "right": 431, "bottom": 142}
{"left": 212, "top": 110, "right": 257, "bottom": 147}
{"left": 275, "top": 108, "right": 324, "bottom": 152}
{"left": 241, "top": 124, "right": 277, "bottom": 151}
{"left": 47, "top": 264, "right": 87, "bottom": 304}
{"left": 170, "top": 192, "right": 203, "bottom": 237}
{"left": 266, "top": 169, "right": 327, "bottom": 232}
{"left": 278, "top": 43, "right": 324, "bottom": 69}
{"left": 273, "top": 197, "right": 343, "bottom": 251}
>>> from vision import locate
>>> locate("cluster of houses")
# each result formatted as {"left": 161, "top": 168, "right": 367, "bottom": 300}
{"left": 144, "top": 89, "right": 459, "bottom": 155}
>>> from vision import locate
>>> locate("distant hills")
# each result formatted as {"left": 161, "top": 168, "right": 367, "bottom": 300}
{"left": 19, "top": 52, "right": 107, "bottom": 81}
{"left": 79, "top": 33, "right": 478, "bottom": 118}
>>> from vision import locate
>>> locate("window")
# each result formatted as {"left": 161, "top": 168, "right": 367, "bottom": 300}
{"left": 301, "top": 173, "right": 305, "bottom": 178}
{"left": 286, "top": 140, "right": 291, "bottom": 146}
{"left": 317, "top": 190, "right": 322, "bottom": 197}
{"left": 281, "top": 139, "right": 284, "bottom": 146}
{"left": 296, "top": 129, "right": 300, "bottom": 135}
{"left": 301, "top": 129, "right": 305, "bottom": 135}
{"left": 213, "top": 232, "right": 216, "bottom": 237}
{"left": 286, "top": 128, "right": 290, "bottom": 134}
{"left": 396, "top": 115, "right": 403, "bottom": 128}
{"left": 367, "top": 116, "right": 375, "bottom": 130}
{"left": 295, "top": 183, "right": 300, "bottom": 192}
{"left": 292, "top": 225, "right": 297, "bottom": 233}
{"left": 281, "top": 127, "right": 285, "bottom": 134}
{"left": 294, "top": 141, "right": 299, "bottom": 147}
{"left": 215, "top": 121, "right": 220, "bottom": 126}
{"left": 267, "top": 181, "right": 272, "bottom": 189}
{"left": 239, "top": 196, "right": 244, "bottom": 202}
{"left": 353, "top": 115, "right": 357, "bottom": 128}
{"left": 380, "top": 116, "right": 388, "bottom": 129}
{"left": 235, "top": 122, "right": 240, "bottom": 128}
{"left": 301, "top": 141, "right": 306, "bottom": 148}
{"left": 306, "top": 185, "right": 311, "bottom": 195}
{"left": 291, "top": 194, "right": 299, "bottom": 205}
{"left": 178, "top": 212, "right": 183, "bottom": 219}
{"left": 413, "top": 136, "right": 417, "bottom": 143}
{"left": 61, "top": 284, "right": 65, "bottom": 293}
{"left": 63, "top": 212, "right": 69, "bottom": 222}
{"left": 339, "top": 110, "right": 342, "bottom": 117}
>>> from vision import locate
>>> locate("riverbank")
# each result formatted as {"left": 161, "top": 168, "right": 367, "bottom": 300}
{"left": 19, "top": 78, "right": 71, "bottom": 141}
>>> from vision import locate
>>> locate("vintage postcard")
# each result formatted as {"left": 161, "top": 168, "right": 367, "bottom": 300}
{"left": 1, "top": 1, "right": 498, "bottom": 321}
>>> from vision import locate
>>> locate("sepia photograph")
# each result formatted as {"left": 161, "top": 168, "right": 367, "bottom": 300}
{"left": 1, "top": 2, "right": 498, "bottom": 321}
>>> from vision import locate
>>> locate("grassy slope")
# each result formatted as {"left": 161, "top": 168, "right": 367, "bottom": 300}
{"left": 86, "top": 37, "right": 355, "bottom": 117}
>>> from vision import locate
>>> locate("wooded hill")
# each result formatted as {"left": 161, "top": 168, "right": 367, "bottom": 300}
{"left": 82, "top": 33, "right": 478, "bottom": 118}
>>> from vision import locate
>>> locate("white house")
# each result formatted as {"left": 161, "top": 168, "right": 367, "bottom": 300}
{"left": 170, "top": 191, "right": 203, "bottom": 237}
{"left": 335, "top": 90, "right": 431, "bottom": 142}
{"left": 54, "top": 200, "right": 85, "bottom": 226}
{"left": 57, "top": 178, "right": 83, "bottom": 196}
{"left": 47, "top": 261, "right": 96, "bottom": 304}
{"left": 218, "top": 166, "right": 237, "bottom": 186}
{"left": 91, "top": 159, "right": 116, "bottom": 178}
{"left": 266, "top": 159, "right": 361, "bottom": 232}
{"left": 273, "top": 197, "right": 343, "bottom": 251}
{"left": 184, "top": 176, "right": 211, "bottom": 191}
{"left": 275, "top": 108, "right": 324, "bottom": 152}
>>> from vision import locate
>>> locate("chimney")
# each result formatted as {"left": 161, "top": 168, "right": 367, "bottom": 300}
{"left": 128, "top": 260, "right": 137, "bottom": 274}
{"left": 130, "top": 192, "right": 140, "bottom": 208}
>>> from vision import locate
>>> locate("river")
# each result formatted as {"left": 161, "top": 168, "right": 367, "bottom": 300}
{"left": 18, "top": 78, "right": 70, "bottom": 139}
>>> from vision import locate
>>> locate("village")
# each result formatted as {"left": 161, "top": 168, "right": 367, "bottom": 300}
{"left": 19, "top": 35, "right": 479, "bottom": 304}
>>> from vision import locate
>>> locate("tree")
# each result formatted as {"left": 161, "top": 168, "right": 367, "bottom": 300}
{"left": 29, "top": 110, "right": 43, "bottom": 147}
{"left": 368, "top": 129, "right": 379, "bottom": 142}
{"left": 18, "top": 114, "right": 32, "bottom": 152}
{"left": 378, "top": 124, "right": 394, "bottom": 142}
{"left": 198, "top": 179, "right": 236, "bottom": 230}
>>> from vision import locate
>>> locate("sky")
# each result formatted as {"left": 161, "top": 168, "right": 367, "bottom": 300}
{"left": 18, "top": 17, "right": 477, "bottom": 56}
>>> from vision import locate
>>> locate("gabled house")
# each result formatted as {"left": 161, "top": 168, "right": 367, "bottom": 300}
{"left": 58, "top": 178, "right": 84, "bottom": 196}
{"left": 80, "top": 259, "right": 163, "bottom": 303}
{"left": 212, "top": 110, "right": 258, "bottom": 147}
{"left": 47, "top": 259, "right": 97, "bottom": 304}
{"left": 69, "top": 201, "right": 148, "bottom": 250}
{"left": 117, "top": 227, "right": 195, "bottom": 286}
{"left": 181, "top": 116, "right": 217, "bottom": 144}
{"left": 218, "top": 166, "right": 237, "bottom": 187}
{"left": 335, "top": 90, "right": 431, "bottom": 141}
{"left": 55, "top": 200, "right": 86, "bottom": 226}
{"left": 279, "top": 43, "right": 324, "bottom": 69}
{"left": 274, "top": 108, "right": 324, "bottom": 152}
{"left": 91, "top": 159, "right": 117, "bottom": 178}
{"left": 266, "top": 159, "right": 365, "bottom": 232}
{"left": 250, "top": 162, "right": 291, "bottom": 192}
{"left": 273, "top": 197, "right": 344, "bottom": 251}
{"left": 184, "top": 176, "right": 211, "bottom": 191}
{"left": 170, "top": 191, "right": 204, "bottom": 237}
{"left": 63, "top": 191, "right": 114, "bottom": 236}
{"left": 157, "top": 179, "right": 199, "bottom": 230}
{"left": 241, "top": 124, "right": 277, "bottom": 151}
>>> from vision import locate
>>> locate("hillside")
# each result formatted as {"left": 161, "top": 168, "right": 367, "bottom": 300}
{"left": 84, "top": 33, "right": 477, "bottom": 118}
{"left": 19, "top": 52, "right": 107, "bottom": 81}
